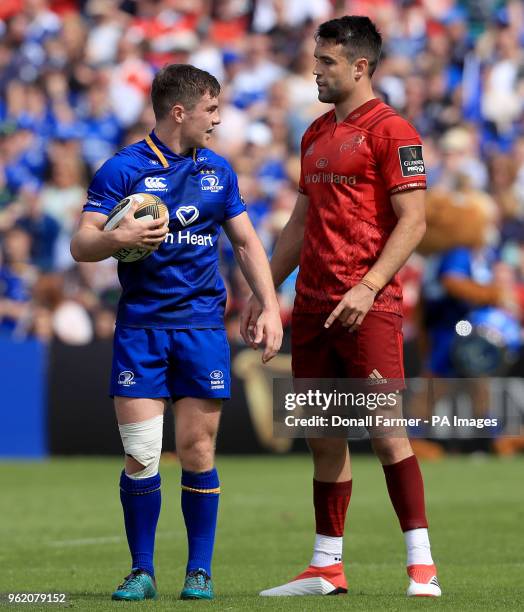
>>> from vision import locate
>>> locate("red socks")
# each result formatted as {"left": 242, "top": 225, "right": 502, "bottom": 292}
{"left": 313, "top": 479, "right": 352, "bottom": 536}
{"left": 312, "top": 455, "right": 427, "bottom": 538}
{"left": 382, "top": 455, "right": 428, "bottom": 531}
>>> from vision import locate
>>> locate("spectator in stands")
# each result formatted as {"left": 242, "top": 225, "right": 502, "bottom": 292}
{"left": 0, "top": 226, "right": 36, "bottom": 336}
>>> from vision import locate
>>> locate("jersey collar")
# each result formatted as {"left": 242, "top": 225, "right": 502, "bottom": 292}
{"left": 343, "top": 98, "right": 381, "bottom": 124}
{"left": 146, "top": 130, "right": 198, "bottom": 167}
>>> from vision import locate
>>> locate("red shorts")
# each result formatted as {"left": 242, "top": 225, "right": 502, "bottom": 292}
{"left": 291, "top": 311, "right": 405, "bottom": 389}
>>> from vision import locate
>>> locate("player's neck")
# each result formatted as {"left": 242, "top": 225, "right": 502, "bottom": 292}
{"left": 154, "top": 123, "right": 194, "bottom": 158}
{"left": 334, "top": 85, "right": 376, "bottom": 123}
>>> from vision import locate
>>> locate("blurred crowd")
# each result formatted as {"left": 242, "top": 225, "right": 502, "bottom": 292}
{"left": 1, "top": 0, "right": 524, "bottom": 362}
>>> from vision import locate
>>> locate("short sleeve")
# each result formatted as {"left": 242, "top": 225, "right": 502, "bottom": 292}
{"left": 298, "top": 129, "right": 313, "bottom": 196}
{"left": 83, "top": 156, "right": 131, "bottom": 216}
{"left": 439, "top": 248, "right": 471, "bottom": 278}
{"left": 223, "top": 165, "right": 247, "bottom": 221}
{"left": 374, "top": 116, "right": 427, "bottom": 195}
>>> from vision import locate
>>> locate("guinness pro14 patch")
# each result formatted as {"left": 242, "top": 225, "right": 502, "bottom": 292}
{"left": 398, "top": 145, "right": 425, "bottom": 177}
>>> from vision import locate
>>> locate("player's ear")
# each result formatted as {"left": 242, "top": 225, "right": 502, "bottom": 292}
{"left": 353, "top": 57, "right": 369, "bottom": 81}
{"left": 170, "top": 104, "right": 185, "bottom": 124}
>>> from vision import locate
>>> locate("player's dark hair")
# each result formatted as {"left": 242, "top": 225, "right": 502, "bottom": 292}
{"left": 151, "top": 64, "right": 221, "bottom": 120}
{"left": 316, "top": 16, "right": 382, "bottom": 76}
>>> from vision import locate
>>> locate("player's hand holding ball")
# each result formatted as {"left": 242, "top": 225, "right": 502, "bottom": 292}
{"left": 324, "top": 282, "right": 377, "bottom": 332}
{"left": 104, "top": 193, "right": 169, "bottom": 262}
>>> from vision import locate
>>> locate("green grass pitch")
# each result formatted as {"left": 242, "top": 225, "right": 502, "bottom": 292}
{"left": 0, "top": 455, "right": 523, "bottom": 611}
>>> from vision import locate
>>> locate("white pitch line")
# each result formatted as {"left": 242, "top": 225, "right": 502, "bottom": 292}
{"left": 47, "top": 531, "right": 176, "bottom": 548}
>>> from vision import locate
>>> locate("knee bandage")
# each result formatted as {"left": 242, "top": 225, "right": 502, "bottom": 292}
{"left": 118, "top": 415, "right": 163, "bottom": 479}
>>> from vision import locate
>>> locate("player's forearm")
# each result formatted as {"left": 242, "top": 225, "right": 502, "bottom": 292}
{"left": 234, "top": 237, "right": 279, "bottom": 310}
{"left": 70, "top": 227, "right": 124, "bottom": 262}
{"left": 269, "top": 218, "right": 304, "bottom": 288}
{"left": 442, "top": 277, "right": 501, "bottom": 305}
{"left": 365, "top": 215, "right": 426, "bottom": 289}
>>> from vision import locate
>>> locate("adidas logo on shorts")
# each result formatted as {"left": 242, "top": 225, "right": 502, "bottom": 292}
{"left": 367, "top": 369, "right": 388, "bottom": 385}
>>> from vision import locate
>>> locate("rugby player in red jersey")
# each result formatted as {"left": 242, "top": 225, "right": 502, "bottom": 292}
{"left": 242, "top": 16, "right": 440, "bottom": 598}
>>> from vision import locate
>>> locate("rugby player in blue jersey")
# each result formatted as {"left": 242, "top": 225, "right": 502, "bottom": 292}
{"left": 70, "top": 64, "right": 282, "bottom": 601}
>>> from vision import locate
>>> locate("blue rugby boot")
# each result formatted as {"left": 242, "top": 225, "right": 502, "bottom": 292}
{"left": 111, "top": 569, "right": 157, "bottom": 601}
{"left": 180, "top": 569, "right": 214, "bottom": 600}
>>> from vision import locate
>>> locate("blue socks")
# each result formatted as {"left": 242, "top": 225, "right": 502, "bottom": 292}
{"left": 119, "top": 470, "right": 161, "bottom": 578}
{"left": 181, "top": 468, "right": 220, "bottom": 576}
{"left": 119, "top": 468, "right": 220, "bottom": 579}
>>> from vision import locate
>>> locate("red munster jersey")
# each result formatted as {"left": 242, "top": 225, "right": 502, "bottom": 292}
{"left": 295, "top": 98, "right": 426, "bottom": 316}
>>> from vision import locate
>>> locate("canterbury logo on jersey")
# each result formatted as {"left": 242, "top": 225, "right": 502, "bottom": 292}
{"left": 144, "top": 176, "right": 168, "bottom": 191}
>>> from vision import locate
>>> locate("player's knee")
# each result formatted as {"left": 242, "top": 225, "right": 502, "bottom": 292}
{"left": 177, "top": 435, "right": 215, "bottom": 471}
{"left": 308, "top": 437, "right": 347, "bottom": 460}
{"left": 118, "top": 415, "right": 163, "bottom": 479}
{"left": 125, "top": 455, "right": 147, "bottom": 475}
{"left": 371, "top": 437, "right": 412, "bottom": 465}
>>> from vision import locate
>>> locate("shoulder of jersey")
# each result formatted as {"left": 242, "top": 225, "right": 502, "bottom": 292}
{"left": 118, "top": 140, "right": 157, "bottom": 167}
{"left": 196, "top": 148, "right": 233, "bottom": 173}
{"left": 305, "top": 109, "right": 335, "bottom": 137}
{"left": 95, "top": 141, "right": 152, "bottom": 177}
{"left": 361, "top": 102, "right": 419, "bottom": 140}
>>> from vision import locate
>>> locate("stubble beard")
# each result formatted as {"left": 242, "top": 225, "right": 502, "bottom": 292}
{"left": 318, "top": 86, "right": 344, "bottom": 105}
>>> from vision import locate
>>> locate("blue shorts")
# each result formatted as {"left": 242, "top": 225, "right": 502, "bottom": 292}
{"left": 428, "top": 328, "right": 455, "bottom": 376}
{"left": 110, "top": 326, "right": 231, "bottom": 400}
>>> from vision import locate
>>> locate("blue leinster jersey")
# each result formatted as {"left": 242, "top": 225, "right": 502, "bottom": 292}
{"left": 83, "top": 131, "right": 246, "bottom": 328}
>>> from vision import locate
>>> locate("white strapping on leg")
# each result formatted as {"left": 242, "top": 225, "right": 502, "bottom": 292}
{"left": 118, "top": 415, "right": 163, "bottom": 479}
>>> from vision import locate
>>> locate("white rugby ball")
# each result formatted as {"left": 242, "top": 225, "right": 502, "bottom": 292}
{"left": 104, "top": 193, "right": 169, "bottom": 263}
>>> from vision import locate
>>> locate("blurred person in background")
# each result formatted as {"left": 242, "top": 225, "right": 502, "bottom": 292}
{"left": 480, "top": 19, "right": 524, "bottom": 152}
{"left": 412, "top": 182, "right": 523, "bottom": 456}
{"left": 40, "top": 139, "right": 87, "bottom": 235}
{"left": 15, "top": 186, "right": 60, "bottom": 271}
{"left": 32, "top": 272, "right": 94, "bottom": 345}
{"left": 108, "top": 35, "right": 154, "bottom": 128}
{"left": 0, "top": 226, "right": 36, "bottom": 336}
{"left": 437, "top": 125, "right": 488, "bottom": 190}
{"left": 229, "top": 33, "right": 286, "bottom": 111}
{"left": 252, "top": 0, "right": 332, "bottom": 34}
{"left": 421, "top": 186, "right": 516, "bottom": 378}
{"left": 84, "top": 0, "right": 126, "bottom": 68}
{"left": 489, "top": 153, "right": 524, "bottom": 253}
{"left": 78, "top": 77, "right": 123, "bottom": 170}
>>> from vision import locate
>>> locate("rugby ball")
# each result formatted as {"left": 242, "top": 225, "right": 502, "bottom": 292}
{"left": 104, "top": 193, "right": 169, "bottom": 262}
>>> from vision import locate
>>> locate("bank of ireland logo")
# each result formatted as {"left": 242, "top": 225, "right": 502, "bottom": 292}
{"left": 316, "top": 158, "right": 329, "bottom": 169}
{"left": 201, "top": 174, "right": 223, "bottom": 193}
{"left": 209, "top": 369, "right": 225, "bottom": 390}
{"left": 144, "top": 176, "right": 168, "bottom": 192}
{"left": 118, "top": 370, "right": 136, "bottom": 386}
{"left": 176, "top": 205, "right": 199, "bottom": 227}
